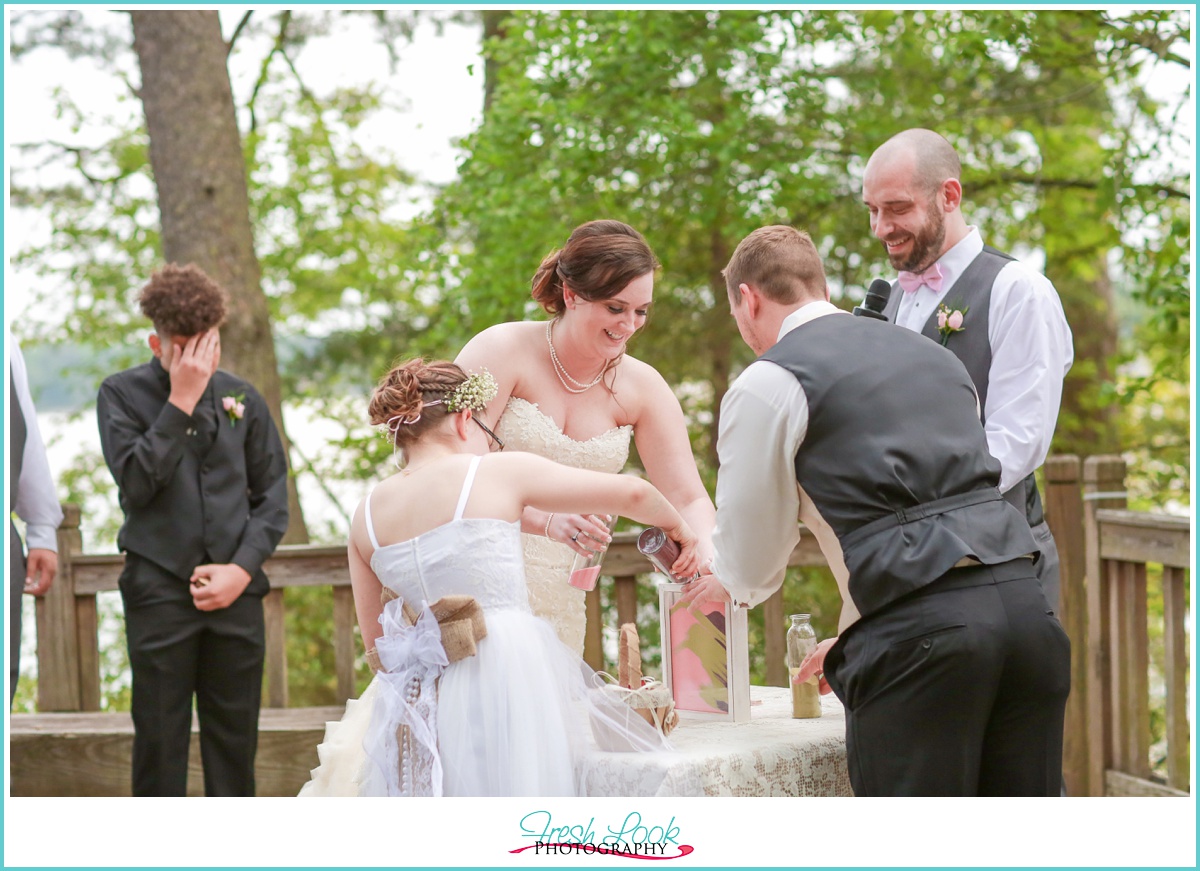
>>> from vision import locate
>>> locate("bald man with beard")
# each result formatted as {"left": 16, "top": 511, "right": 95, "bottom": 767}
{"left": 861, "top": 128, "right": 1073, "bottom": 614}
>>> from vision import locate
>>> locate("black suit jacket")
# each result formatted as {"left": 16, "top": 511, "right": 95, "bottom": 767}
{"left": 97, "top": 358, "right": 289, "bottom": 596}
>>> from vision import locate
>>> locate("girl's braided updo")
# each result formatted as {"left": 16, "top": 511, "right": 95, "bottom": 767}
{"left": 369, "top": 358, "right": 467, "bottom": 451}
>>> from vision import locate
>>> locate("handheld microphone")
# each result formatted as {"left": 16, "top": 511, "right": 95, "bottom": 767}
{"left": 853, "top": 279, "right": 894, "bottom": 321}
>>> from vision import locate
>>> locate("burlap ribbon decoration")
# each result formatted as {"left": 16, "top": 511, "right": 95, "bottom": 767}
{"left": 366, "top": 590, "right": 488, "bottom": 673}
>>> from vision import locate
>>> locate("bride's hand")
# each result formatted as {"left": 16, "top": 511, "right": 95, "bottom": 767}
{"left": 551, "top": 513, "right": 613, "bottom": 558}
{"left": 665, "top": 521, "right": 700, "bottom": 580}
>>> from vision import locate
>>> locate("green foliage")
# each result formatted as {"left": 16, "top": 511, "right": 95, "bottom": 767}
{"left": 431, "top": 9, "right": 1190, "bottom": 498}
{"left": 1113, "top": 197, "right": 1191, "bottom": 508}
{"left": 281, "top": 586, "right": 373, "bottom": 707}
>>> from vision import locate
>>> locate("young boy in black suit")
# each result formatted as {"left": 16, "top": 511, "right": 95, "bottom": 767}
{"left": 98, "top": 264, "right": 289, "bottom": 796}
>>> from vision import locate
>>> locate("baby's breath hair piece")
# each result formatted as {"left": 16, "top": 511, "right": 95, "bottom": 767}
{"left": 443, "top": 369, "right": 499, "bottom": 413}
{"left": 380, "top": 369, "right": 498, "bottom": 437}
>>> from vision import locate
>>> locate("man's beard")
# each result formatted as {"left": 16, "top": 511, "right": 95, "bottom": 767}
{"left": 885, "top": 202, "right": 946, "bottom": 272}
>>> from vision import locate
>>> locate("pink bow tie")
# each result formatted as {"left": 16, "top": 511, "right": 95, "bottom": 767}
{"left": 897, "top": 263, "right": 944, "bottom": 294}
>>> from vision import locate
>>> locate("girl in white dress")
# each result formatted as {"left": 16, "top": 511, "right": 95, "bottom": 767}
{"left": 300, "top": 358, "right": 699, "bottom": 797}
{"left": 456, "top": 220, "right": 716, "bottom": 653}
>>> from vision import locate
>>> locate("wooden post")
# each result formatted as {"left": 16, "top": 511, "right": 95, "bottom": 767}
{"left": 35, "top": 503, "right": 84, "bottom": 711}
{"left": 583, "top": 587, "right": 604, "bottom": 672}
{"left": 263, "top": 588, "right": 288, "bottom": 708}
{"left": 1112, "top": 560, "right": 1150, "bottom": 778}
{"left": 332, "top": 585, "right": 356, "bottom": 703}
{"left": 614, "top": 575, "right": 638, "bottom": 632}
{"left": 1082, "top": 456, "right": 1126, "bottom": 796}
{"left": 1042, "top": 455, "right": 1086, "bottom": 795}
{"left": 762, "top": 590, "right": 786, "bottom": 687}
{"left": 75, "top": 594, "right": 101, "bottom": 712}
{"left": 1162, "top": 565, "right": 1190, "bottom": 792}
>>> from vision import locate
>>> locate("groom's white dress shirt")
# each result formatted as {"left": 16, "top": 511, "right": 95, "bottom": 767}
{"left": 892, "top": 228, "right": 1073, "bottom": 493}
{"left": 709, "top": 301, "right": 859, "bottom": 631}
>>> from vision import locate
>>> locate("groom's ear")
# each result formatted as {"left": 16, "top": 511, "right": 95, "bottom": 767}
{"left": 147, "top": 333, "right": 163, "bottom": 358}
{"left": 739, "top": 283, "right": 761, "bottom": 318}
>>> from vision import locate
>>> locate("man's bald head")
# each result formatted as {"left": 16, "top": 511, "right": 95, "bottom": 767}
{"left": 868, "top": 129, "right": 962, "bottom": 197}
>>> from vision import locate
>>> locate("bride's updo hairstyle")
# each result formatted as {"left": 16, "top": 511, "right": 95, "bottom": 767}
{"left": 369, "top": 358, "right": 467, "bottom": 450}
{"left": 531, "top": 220, "right": 660, "bottom": 316}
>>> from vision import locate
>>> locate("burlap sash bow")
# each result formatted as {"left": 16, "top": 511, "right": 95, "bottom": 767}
{"left": 363, "top": 591, "right": 487, "bottom": 796}
{"left": 366, "top": 591, "right": 488, "bottom": 673}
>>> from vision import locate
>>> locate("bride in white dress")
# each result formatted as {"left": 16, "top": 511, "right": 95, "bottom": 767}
{"left": 299, "top": 358, "right": 699, "bottom": 797}
{"left": 456, "top": 220, "right": 717, "bottom": 654}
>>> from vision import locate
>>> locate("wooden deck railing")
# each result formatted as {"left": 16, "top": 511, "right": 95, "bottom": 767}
{"left": 35, "top": 505, "right": 357, "bottom": 712}
{"left": 1048, "top": 455, "right": 1191, "bottom": 797}
{"left": 35, "top": 507, "right": 825, "bottom": 713}
{"left": 29, "top": 453, "right": 1190, "bottom": 798}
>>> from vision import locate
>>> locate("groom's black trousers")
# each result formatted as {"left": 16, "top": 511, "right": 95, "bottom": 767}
{"left": 825, "top": 558, "right": 1070, "bottom": 796}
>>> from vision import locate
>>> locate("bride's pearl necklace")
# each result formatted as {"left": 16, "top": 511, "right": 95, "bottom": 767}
{"left": 546, "top": 319, "right": 607, "bottom": 394}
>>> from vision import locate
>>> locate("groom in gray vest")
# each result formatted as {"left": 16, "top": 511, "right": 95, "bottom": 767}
{"left": 862, "top": 128, "right": 1074, "bottom": 611}
{"left": 683, "top": 225, "right": 1070, "bottom": 796}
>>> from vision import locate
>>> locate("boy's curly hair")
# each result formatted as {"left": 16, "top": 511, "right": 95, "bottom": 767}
{"left": 138, "top": 263, "right": 228, "bottom": 337}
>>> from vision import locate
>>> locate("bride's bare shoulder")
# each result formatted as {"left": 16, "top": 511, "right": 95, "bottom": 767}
{"left": 618, "top": 353, "right": 671, "bottom": 392}
{"left": 457, "top": 320, "right": 544, "bottom": 361}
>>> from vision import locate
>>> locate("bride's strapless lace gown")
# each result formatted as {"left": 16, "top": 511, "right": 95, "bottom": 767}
{"left": 493, "top": 398, "right": 632, "bottom": 655}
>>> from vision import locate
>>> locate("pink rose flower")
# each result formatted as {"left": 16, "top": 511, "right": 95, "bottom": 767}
{"left": 222, "top": 392, "right": 247, "bottom": 426}
{"left": 935, "top": 303, "right": 968, "bottom": 346}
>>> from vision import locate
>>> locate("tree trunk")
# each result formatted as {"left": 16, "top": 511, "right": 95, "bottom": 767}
{"left": 480, "top": 10, "right": 511, "bottom": 114}
{"left": 707, "top": 226, "right": 734, "bottom": 470}
{"left": 1048, "top": 248, "right": 1121, "bottom": 457}
{"left": 130, "top": 10, "right": 308, "bottom": 544}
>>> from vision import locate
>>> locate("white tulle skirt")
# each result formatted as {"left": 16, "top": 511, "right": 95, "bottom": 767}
{"left": 299, "top": 609, "right": 669, "bottom": 797}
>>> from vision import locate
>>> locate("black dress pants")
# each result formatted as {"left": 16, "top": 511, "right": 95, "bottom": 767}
{"left": 1031, "top": 519, "right": 1062, "bottom": 612}
{"left": 121, "top": 555, "right": 265, "bottom": 797}
{"left": 825, "top": 559, "right": 1070, "bottom": 797}
{"left": 10, "top": 522, "right": 26, "bottom": 705}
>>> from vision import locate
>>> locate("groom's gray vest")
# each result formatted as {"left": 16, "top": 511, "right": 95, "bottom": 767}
{"left": 761, "top": 313, "right": 1036, "bottom": 619}
{"left": 881, "top": 246, "right": 1045, "bottom": 528}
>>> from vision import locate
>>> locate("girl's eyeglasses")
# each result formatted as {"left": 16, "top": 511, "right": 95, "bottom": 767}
{"left": 473, "top": 418, "right": 505, "bottom": 452}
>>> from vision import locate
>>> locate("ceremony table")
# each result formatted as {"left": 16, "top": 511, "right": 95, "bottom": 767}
{"left": 580, "top": 685, "right": 852, "bottom": 797}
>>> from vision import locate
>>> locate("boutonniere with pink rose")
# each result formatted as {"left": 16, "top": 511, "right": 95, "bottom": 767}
{"left": 222, "top": 392, "right": 246, "bottom": 427}
{"left": 936, "top": 303, "right": 969, "bottom": 346}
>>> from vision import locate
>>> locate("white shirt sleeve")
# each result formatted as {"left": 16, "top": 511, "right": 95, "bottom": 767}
{"left": 710, "top": 361, "right": 809, "bottom": 608}
{"left": 985, "top": 263, "right": 1074, "bottom": 492}
{"left": 10, "top": 337, "right": 63, "bottom": 551}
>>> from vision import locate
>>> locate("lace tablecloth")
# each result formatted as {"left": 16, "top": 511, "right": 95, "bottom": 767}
{"left": 579, "top": 685, "right": 852, "bottom": 797}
